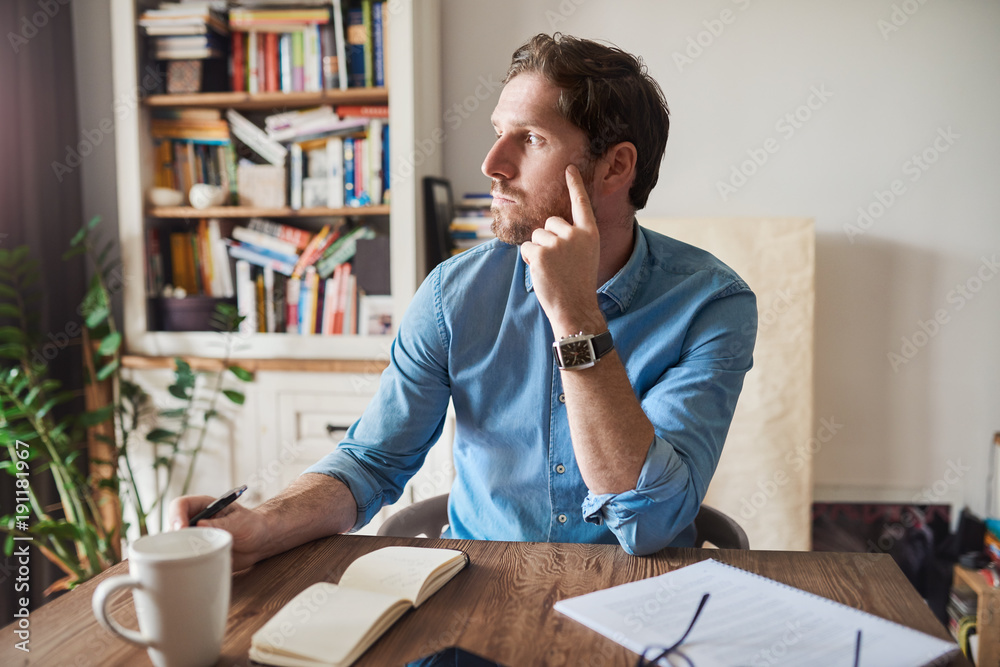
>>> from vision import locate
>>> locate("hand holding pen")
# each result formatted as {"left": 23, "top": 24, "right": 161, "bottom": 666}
{"left": 188, "top": 484, "right": 248, "bottom": 527}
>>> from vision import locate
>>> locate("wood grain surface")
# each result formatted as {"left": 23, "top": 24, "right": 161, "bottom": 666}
{"left": 0, "top": 535, "right": 968, "bottom": 666}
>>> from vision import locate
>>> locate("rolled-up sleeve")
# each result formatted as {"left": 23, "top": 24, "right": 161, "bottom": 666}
{"left": 582, "top": 284, "right": 757, "bottom": 555}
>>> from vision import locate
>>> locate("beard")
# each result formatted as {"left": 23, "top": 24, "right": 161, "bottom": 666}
{"left": 489, "top": 163, "right": 595, "bottom": 246}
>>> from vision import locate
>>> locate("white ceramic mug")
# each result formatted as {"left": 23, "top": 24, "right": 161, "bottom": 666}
{"left": 91, "top": 527, "right": 232, "bottom": 667}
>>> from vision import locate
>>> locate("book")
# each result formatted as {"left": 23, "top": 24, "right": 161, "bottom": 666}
{"left": 232, "top": 225, "right": 300, "bottom": 258}
{"left": 226, "top": 109, "right": 287, "bottom": 166}
{"left": 249, "top": 546, "right": 468, "bottom": 667}
{"left": 345, "top": 2, "right": 366, "bottom": 88}
{"left": 326, "top": 136, "right": 345, "bottom": 208}
{"left": 225, "top": 239, "right": 296, "bottom": 276}
{"left": 372, "top": 1, "right": 384, "bottom": 87}
{"left": 554, "top": 558, "right": 958, "bottom": 666}
{"left": 247, "top": 218, "right": 313, "bottom": 251}
{"left": 331, "top": 0, "right": 348, "bottom": 91}
{"left": 336, "top": 104, "right": 387, "bottom": 118}
{"left": 235, "top": 260, "right": 256, "bottom": 335}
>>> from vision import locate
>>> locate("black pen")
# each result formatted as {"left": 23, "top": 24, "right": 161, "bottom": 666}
{"left": 189, "top": 484, "right": 248, "bottom": 527}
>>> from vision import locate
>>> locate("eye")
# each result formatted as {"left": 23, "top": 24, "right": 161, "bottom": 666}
{"left": 526, "top": 133, "right": 543, "bottom": 146}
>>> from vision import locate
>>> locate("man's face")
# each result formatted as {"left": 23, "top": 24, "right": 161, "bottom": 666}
{"left": 482, "top": 72, "right": 595, "bottom": 245}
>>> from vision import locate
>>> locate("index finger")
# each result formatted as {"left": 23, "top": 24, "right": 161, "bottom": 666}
{"left": 565, "top": 164, "right": 597, "bottom": 231}
{"left": 167, "top": 495, "right": 214, "bottom": 531}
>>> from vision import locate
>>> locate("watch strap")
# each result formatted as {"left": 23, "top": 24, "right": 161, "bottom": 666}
{"left": 590, "top": 330, "right": 614, "bottom": 360}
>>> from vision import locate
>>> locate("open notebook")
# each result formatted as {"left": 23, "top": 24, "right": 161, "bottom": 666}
{"left": 250, "top": 546, "right": 469, "bottom": 667}
{"left": 554, "top": 558, "right": 958, "bottom": 667}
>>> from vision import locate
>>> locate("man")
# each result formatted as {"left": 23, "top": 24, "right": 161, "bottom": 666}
{"left": 170, "top": 34, "right": 757, "bottom": 567}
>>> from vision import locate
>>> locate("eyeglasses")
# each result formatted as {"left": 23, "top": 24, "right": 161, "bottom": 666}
{"left": 636, "top": 596, "right": 863, "bottom": 667}
{"left": 635, "top": 593, "right": 709, "bottom": 667}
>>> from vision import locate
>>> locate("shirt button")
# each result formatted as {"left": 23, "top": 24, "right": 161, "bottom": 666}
{"left": 558, "top": 393, "right": 566, "bottom": 403}
{"left": 555, "top": 464, "right": 566, "bottom": 474}
{"left": 557, "top": 514, "right": 568, "bottom": 524}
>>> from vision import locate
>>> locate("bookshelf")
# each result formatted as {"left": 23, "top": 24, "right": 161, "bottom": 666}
{"left": 952, "top": 565, "right": 1000, "bottom": 666}
{"left": 110, "top": 0, "right": 443, "bottom": 361}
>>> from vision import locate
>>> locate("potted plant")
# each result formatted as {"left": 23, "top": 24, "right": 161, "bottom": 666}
{"left": 0, "top": 218, "right": 251, "bottom": 592}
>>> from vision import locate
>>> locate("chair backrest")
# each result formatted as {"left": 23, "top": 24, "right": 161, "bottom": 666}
{"left": 694, "top": 504, "right": 750, "bottom": 550}
{"left": 376, "top": 493, "right": 450, "bottom": 538}
{"left": 378, "top": 494, "right": 750, "bottom": 550}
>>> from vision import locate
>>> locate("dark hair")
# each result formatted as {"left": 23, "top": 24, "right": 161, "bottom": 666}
{"left": 504, "top": 33, "right": 670, "bottom": 210}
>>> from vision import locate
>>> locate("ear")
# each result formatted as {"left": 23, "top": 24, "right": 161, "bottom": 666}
{"left": 596, "top": 141, "right": 637, "bottom": 198}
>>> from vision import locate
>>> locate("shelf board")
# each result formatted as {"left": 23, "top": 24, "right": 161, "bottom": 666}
{"left": 148, "top": 205, "right": 390, "bottom": 219}
{"left": 122, "top": 355, "right": 389, "bottom": 374}
{"left": 144, "top": 88, "right": 389, "bottom": 110}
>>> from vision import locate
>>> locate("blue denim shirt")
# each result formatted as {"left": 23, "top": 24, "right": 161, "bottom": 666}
{"left": 306, "top": 223, "right": 757, "bottom": 555}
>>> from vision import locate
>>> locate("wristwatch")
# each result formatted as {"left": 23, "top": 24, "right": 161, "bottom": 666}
{"left": 552, "top": 331, "right": 614, "bottom": 370}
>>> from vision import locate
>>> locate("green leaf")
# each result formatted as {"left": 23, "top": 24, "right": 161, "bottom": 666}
{"left": 158, "top": 408, "right": 186, "bottom": 418}
{"left": 95, "top": 358, "right": 120, "bottom": 381}
{"left": 168, "top": 384, "right": 190, "bottom": 400}
{"left": 86, "top": 307, "right": 110, "bottom": 329}
{"left": 146, "top": 428, "right": 177, "bottom": 444}
{"left": 153, "top": 456, "right": 172, "bottom": 468}
{"left": 0, "top": 284, "right": 18, "bottom": 300}
{"left": 228, "top": 365, "right": 253, "bottom": 382}
{"left": 0, "top": 343, "right": 26, "bottom": 359}
{"left": 34, "top": 397, "right": 59, "bottom": 420}
{"left": 222, "top": 389, "right": 245, "bottom": 405}
{"left": 0, "top": 303, "right": 20, "bottom": 318}
{"left": 61, "top": 245, "right": 87, "bottom": 260}
{"left": 0, "top": 326, "right": 26, "bottom": 343}
{"left": 79, "top": 405, "right": 113, "bottom": 427}
{"left": 97, "top": 331, "right": 122, "bottom": 356}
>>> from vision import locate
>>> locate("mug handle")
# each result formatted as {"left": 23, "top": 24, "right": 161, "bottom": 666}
{"left": 91, "top": 575, "right": 152, "bottom": 648}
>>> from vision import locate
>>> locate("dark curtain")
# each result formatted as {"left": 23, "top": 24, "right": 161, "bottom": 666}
{"left": 0, "top": 0, "right": 87, "bottom": 616}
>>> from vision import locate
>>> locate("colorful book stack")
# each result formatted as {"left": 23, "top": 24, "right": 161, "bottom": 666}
{"left": 449, "top": 193, "right": 495, "bottom": 255}
{"left": 139, "top": 2, "right": 229, "bottom": 60}
{"left": 265, "top": 104, "right": 389, "bottom": 208}
{"left": 152, "top": 108, "right": 238, "bottom": 204}
{"left": 212, "top": 218, "right": 384, "bottom": 335}
{"left": 227, "top": 1, "right": 387, "bottom": 93}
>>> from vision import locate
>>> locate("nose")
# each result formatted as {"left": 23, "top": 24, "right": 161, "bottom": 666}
{"left": 481, "top": 136, "right": 516, "bottom": 181}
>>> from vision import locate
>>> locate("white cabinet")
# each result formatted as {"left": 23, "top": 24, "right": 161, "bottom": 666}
{"left": 244, "top": 371, "right": 455, "bottom": 534}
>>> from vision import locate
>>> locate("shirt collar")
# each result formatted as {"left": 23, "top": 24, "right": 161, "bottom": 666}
{"left": 522, "top": 219, "right": 647, "bottom": 314}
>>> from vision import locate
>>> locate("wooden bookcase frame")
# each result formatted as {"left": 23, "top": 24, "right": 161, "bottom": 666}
{"left": 110, "top": 0, "right": 442, "bottom": 361}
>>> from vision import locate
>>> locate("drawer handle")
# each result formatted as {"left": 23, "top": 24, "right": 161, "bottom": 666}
{"left": 326, "top": 424, "right": 345, "bottom": 436}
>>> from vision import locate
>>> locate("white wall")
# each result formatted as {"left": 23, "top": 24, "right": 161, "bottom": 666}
{"left": 440, "top": 1, "right": 1000, "bottom": 516}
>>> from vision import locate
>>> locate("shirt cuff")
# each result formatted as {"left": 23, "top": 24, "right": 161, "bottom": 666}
{"left": 581, "top": 435, "right": 690, "bottom": 552}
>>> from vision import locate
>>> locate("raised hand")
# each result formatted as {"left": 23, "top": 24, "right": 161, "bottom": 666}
{"left": 519, "top": 164, "right": 606, "bottom": 337}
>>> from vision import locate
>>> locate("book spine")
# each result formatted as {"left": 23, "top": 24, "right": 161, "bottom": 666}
{"left": 332, "top": 0, "right": 348, "bottom": 91}
{"left": 279, "top": 33, "right": 292, "bottom": 93}
{"left": 229, "top": 239, "right": 298, "bottom": 266}
{"left": 231, "top": 32, "right": 244, "bottom": 92}
{"left": 334, "top": 262, "right": 351, "bottom": 334}
{"left": 336, "top": 105, "right": 388, "bottom": 118}
{"left": 321, "top": 21, "right": 338, "bottom": 90}
{"left": 265, "top": 32, "right": 279, "bottom": 92}
{"left": 255, "top": 272, "right": 266, "bottom": 332}
{"left": 382, "top": 122, "right": 389, "bottom": 200}
{"left": 232, "top": 226, "right": 300, "bottom": 257}
{"left": 361, "top": 0, "right": 373, "bottom": 88}
{"left": 345, "top": 5, "right": 365, "bottom": 88}
{"left": 285, "top": 276, "right": 300, "bottom": 334}
{"left": 343, "top": 137, "right": 355, "bottom": 204}
{"left": 322, "top": 276, "right": 337, "bottom": 334}
{"left": 369, "top": 118, "right": 383, "bottom": 205}
{"left": 291, "top": 30, "right": 304, "bottom": 92}
{"left": 208, "top": 219, "right": 234, "bottom": 298}
{"left": 246, "top": 218, "right": 312, "bottom": 250}
{"left": 235, "top": 260, "right": 256, "bottom": 335}
{"left": 247, "top": 31, "right": 259, "bottom": 94}
{"left": 372, "top": 2, "right": 384, "bottom": 87}
{"left": 263, "top": 266, "right": 276, "bottom": 333}
{"left": 345, "top": 273, "right": 357, "bottom": 334}
{"left": 326, "top": 136, "right": 345, "bottom": 208}
{"left": 227, "top": 242, "right": 296, "bottom": 276}
{"left": 290, "top": 144, "right": 304, "bottom": 210}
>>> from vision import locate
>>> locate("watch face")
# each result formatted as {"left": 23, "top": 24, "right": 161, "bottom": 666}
{"left": 560, "top": 339, "right": 594, "bottom": 367}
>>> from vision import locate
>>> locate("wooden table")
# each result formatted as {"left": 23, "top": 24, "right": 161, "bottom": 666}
{"left": 1, "top": 535, "right": 967, "bottom": 666}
